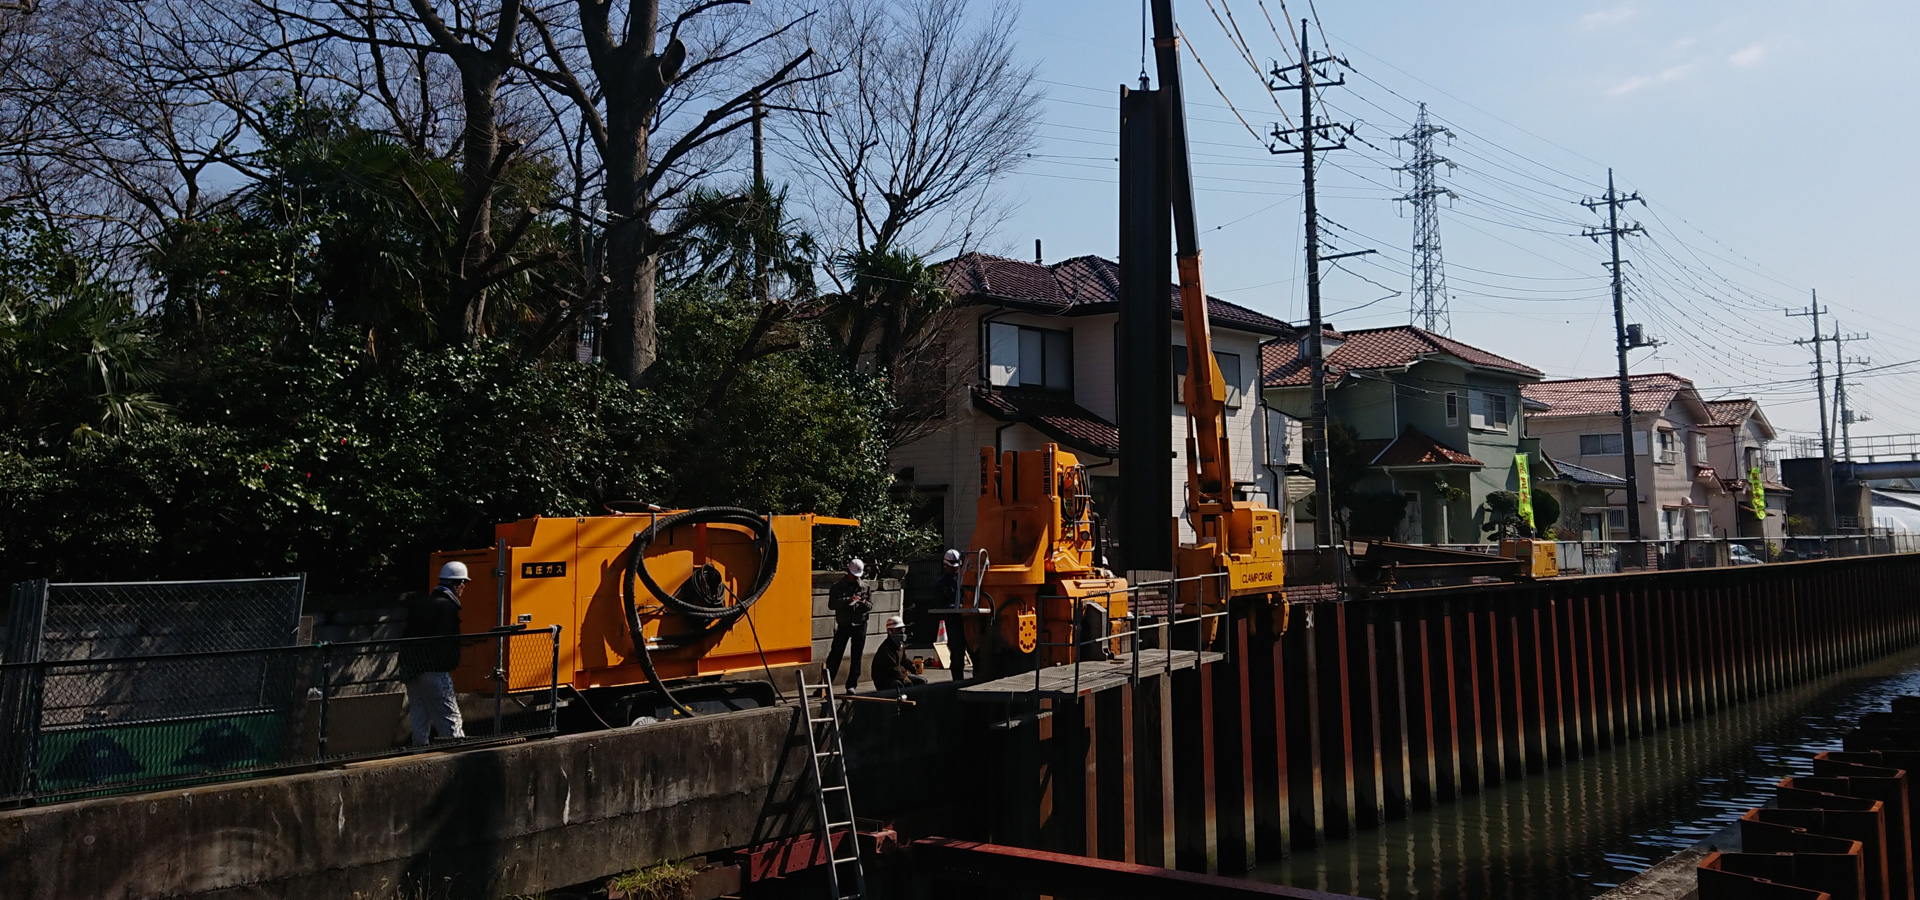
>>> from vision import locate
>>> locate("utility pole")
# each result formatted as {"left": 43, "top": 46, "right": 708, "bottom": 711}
{"left": 1396, "top": 102, "right": 1455, "bottom": 334}
{"left": 1787, "top": 294, "right": 1838, "bottom": 533}
{"left": 1269, "top": 22, "right": 1364, "bottom": 549}
{"left": 1834, "top": 338, "right": 1872, "bottom": 462}
{"left": 1582, "top": 170, "right": 1646, "bottom": 542}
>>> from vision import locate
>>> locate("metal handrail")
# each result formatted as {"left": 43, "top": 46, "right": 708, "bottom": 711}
{"left": 1026, "top": 571, "right": 1238, "bottom": 698}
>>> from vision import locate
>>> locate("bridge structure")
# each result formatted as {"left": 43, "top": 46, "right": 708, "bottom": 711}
{"left": 3, "top": 555, "right": 1920, "bottom": 899}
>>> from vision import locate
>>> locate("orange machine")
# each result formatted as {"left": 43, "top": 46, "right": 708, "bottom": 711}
{"left": 431, "top": 509, "right": 855, "bottom": 705}
{"left": 959, "top": 444, "right": 1129, "bottom": 676}
{"left": 1153, "top": 0, "right": 1286, "bottom": 622}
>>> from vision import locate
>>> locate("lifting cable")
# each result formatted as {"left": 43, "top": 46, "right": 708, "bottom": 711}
{"left": 621, "top": 506, "right": 781, "bottom": 719}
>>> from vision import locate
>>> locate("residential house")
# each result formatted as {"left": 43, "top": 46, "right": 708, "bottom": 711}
{"left": 1532, "top": 454, "right": 1628, "bottom": 539}
{"left": 1522, "top": 373, "right": 1731, "bottom": 541}
{"left": 1261, "top": 325, "right": 1545, "bottom": 544}
{"left": 887, "top": 252, "right": 1297, "bottom": 561}
{"left": 1702, "top": 398, "right": 1791, "bottom": 540}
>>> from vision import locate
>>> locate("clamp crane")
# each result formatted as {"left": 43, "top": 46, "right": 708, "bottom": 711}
{"left": 952, "top": 0, "right": 1287, "bottom": 681}
{"left": 1153, "top": 0, "right": 1287, "bottom": 619}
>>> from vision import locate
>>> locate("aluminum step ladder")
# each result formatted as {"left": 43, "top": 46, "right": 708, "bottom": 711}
{"left": 796, "top": 670, "right": 867, "bottom": 900}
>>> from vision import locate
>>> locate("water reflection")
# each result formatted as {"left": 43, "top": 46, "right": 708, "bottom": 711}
{"left": 1250, "top": 646, "right": 1920, "bottom": 900}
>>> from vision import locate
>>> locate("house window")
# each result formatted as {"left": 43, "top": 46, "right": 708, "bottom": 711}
{"left": 1579, "top": 433, "right": 1625, "bottom": 456}
{"left": 1744, "top": 447, "right": 1760, "bottom": 473}
{"left": 1690, "top": 432, "right": 1708, "bottom": 465}
{"left": 1174, "top": 350, "right": 1243, "bottom": 409}
{"left": 987, "top": 322, "right": 1071, "bottom": 391}
{"left": 1607, "top": 508, "right": 1628, "bottom": 535}
{"left": 1469, "top": 390, "right": 1510, "bottom": 432}
{"left": 1659, "top": 508, "right": 1683, "bottom": 541}
{"left": 1445, "top": 392, "right": 1459, "bottom": 428}
{"left": 1654, "top": 429, "right": 1679, "bottom": 465}
{"left": 1691, "top": 508, "right": 1711, "bottom": 538}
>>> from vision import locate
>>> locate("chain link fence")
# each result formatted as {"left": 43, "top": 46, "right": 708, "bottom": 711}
{"left": 1, "top": 626, "right": 560, "bottom": 807}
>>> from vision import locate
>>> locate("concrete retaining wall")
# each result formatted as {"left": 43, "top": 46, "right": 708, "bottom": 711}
{"left": 0, "top": 707, "right": 808, "bottom": 899}
{"left": 0, "top": 679, "right": 969, "bottom": 900}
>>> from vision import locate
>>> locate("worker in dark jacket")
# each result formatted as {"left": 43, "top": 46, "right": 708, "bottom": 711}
{"left": 931, "top": 548, "right": 971, "bottom": 680}
{"left": 872, "top": 616, "right": 926, "bottom": 691}
{"left": 403, "top": 561, "right": 469, "bottom": 745}
{"left": 824, "top": 558, "right": 872, "bottom": 692}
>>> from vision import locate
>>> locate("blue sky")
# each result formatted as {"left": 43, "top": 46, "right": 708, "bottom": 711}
{"left": 974, "top": 0, "right": 1920, "bottom": 447}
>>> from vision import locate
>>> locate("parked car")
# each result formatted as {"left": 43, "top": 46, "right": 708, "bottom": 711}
{"left": 1728, "top": 544, "right": 1764, "bottom": 566}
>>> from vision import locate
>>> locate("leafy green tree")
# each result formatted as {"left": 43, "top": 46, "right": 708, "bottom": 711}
{"left": 0, "top": 209, "right": 169, "bottom": 446}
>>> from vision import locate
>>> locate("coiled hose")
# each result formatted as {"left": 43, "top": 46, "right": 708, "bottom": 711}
{"left": 621, "top": 507, "right": 780, "bottom": 719}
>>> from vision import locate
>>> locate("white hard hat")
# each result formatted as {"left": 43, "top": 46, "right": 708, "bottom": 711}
{"left": 943, "top": 548, "right": 962, "bottom": 565}
{"left": 439, "top": 561, "right": 469, "bottom": 582}
{"left": 847, "top": 558, "right": 865, "bottom": 577}
{"left": 885, "top": 615, "right": 906, "bottom": 630}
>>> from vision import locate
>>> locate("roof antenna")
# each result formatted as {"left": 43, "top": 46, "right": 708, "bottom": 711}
{"left": 1035, "top": 239, "right": 1043, "bottom": 264}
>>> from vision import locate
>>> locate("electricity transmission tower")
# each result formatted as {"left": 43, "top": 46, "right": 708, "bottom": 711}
{"left": 1397, "top": 103, "right": 1455, "bottom": 334}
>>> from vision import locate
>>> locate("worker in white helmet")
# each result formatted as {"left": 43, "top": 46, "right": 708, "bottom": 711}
{"left": 931, "top": 548, "right": 972, "bottom": 681}
{"left": 402, "top": 561, "right": 469, "bottom": 745}
{"left": 871, "top": 615, "right": 925, "bottom": 691}
{"left": 823, "top": 558, "right": 873, "bottom": 692}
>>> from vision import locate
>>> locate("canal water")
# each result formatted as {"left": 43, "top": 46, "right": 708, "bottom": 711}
{"left": 1250, "top": 643, "right": 1920, "bottom": 900}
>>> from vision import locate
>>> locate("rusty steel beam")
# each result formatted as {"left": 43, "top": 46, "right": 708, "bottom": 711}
{"left": 1474, "top": 603, "right": 1509, "bottom": 784}
{"left": 1517, "top": 595, "right": 1550, "bottom": 771}
{"left": 1214, "top": 617, "right": 1256, "bottom": 872}
{"left": 1133, "top": 672, "right": 1176, "bottom": 867}
{"left": 1405, "top": 612, "right": 1441, "bottom": 810}
{"left": 1283, "top": 607, "right": 1326, "bottom": 846}
{"left": 1378, "top": 611, "right": 1414, "bottom": 820}
{"left": 1318, "top": 602, "right": 1359, "bottom": 831}
{"left": 1433, "top": 605, "right": 1466, "bottom": 801}
{"left": 1173, "top": 660, "right": 1219, "bottom": 873}
{"left": 911, "top": 837, "right": 1373, "bottom": 900}
{"left": 1246, "top": 612, "right": 1290, "bottom": 859}
{"left": 1454, "top": 601, "right": 1487, "bottom": 792}
{"left": 1350, "top": 606, "right": 1387, "bottom": 827}
{"left": 1095, "top": 683, "right": 1136, "bottom": 863}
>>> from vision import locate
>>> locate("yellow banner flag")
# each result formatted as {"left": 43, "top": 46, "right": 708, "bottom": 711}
{"left": 1749, "top": 467, "right": 1767, "bottom": 520}
{"left": 1515, "top": 453, "right": 1535, "bottom": 529}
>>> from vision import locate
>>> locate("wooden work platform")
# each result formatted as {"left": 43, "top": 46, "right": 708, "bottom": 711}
{"left": 956, "top": 649, "right": 1225, "bottom": 703}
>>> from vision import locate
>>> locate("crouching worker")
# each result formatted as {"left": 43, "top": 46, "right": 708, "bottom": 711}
{"left": 871, "top": 615, "right": 927, "bottom": 692}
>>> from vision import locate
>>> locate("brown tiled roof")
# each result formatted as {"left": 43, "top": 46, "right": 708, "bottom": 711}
{"left": 1704, "top": 398, "right": 1757, "bottom": 427}
{"left": 1262, "top": 325, "right": 1542, "bottom": 387}
{"left": 1522, "top": 373, "right": 1694, "bottom": 418}
{"left": 1368, "top": 426, "right": 1484, "bottom": 468}
{"left": 970, "top": 386, "right": 1120, "bottom": 458}
{"left": 941, "top": 252, "right": 1293, "bottom": 336}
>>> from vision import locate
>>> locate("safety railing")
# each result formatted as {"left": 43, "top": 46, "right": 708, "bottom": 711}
{"left": 1027, "top": 570, "right": 1237, "bottom": 699}
{"left": 0, "top": 627, "right": 560, "bottom": 808}
{"left": 1427, "top": 534, "right": 1920, "bottom": 576}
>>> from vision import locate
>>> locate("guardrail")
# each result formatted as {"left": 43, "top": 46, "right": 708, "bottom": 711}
{"left": 0, "top": 627, "right": 560, "bottom": 807}
{"left": 1026, "top": 571, "right": 1237, "bottom": 698}
{"left": 1421, "top": 534, "right": 1920, "bottom": 576}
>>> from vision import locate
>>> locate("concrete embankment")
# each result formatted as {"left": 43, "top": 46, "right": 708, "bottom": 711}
{"left": 0, "top": 688, "right": 964, "bottom": 899}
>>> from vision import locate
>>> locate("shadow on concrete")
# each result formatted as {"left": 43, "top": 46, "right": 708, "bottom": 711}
{"left": 401, "top": 749, "right": 509, "bottom": 899}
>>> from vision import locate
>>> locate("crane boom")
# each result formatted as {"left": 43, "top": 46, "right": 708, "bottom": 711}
{"left": 1151, "top": 0, "right": 1286, "bottom": 608}
{"left": 1150, "top": 0, "right": 1234, "bottom": 518}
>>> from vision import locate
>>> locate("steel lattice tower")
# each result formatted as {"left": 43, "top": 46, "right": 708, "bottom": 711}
{"left": 1397, "top": 103, "right": 1455, "bottom": 334}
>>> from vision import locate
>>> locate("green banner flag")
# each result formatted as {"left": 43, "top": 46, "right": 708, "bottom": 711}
{"left": 1515, "top": 453, "right": 1535, "bottom": 529}
{"left": 1749, "top": 467, "right": 1767, "bottom": 520}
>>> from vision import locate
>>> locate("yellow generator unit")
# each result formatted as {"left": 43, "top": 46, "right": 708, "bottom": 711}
{"left": 1499, "top": 538, "right": 1561, "bottom": 580}
{"left": 962, "top": 444, "right": 1129, "bottom": 677}
{"left": 431, "top": 508, "right": 855, "bottom": 710}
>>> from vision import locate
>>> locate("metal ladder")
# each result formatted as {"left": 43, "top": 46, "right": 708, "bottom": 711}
{"left": 796, "top": 670, "right": 866, "bottom": 900}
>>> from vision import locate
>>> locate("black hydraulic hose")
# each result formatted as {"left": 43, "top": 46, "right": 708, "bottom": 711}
{"left": 621, "top": 507, "right": 781, "bottom": 719}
